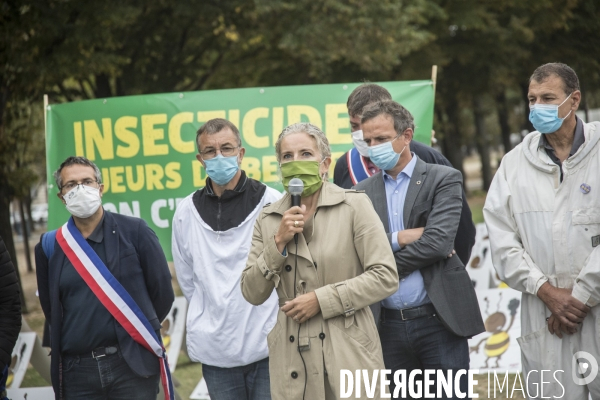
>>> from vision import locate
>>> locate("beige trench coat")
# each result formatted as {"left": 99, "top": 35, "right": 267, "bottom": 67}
{"left": 241, "top": 182, "right": 398, "bottom": 400}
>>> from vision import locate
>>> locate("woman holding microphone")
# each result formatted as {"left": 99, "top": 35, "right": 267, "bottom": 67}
{"left": 241, "top": 122, "right": 398, "bottom": 400}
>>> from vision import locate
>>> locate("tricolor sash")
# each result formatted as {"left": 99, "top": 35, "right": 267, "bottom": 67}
{"left": 347, "top": 147, "right": 375, "bottom": 185}
{"left": 56, "top": 218, "right": 174, "bottom": 400}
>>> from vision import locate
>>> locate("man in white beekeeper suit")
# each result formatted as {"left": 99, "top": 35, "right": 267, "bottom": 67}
{"left": 172, "top": 118, "right": 281, "bottom": 400}
{"left": 484, "top": 62, "right": 600, "bottom": 398}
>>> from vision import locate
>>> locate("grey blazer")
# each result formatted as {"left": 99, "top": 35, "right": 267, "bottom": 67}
{"left": 355, "top": 157, "right": 484, "bottom": 338}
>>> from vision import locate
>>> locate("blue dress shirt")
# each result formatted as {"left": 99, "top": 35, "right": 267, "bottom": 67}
{"left": 381, "top": 154, "right": 431, "bottom": 310}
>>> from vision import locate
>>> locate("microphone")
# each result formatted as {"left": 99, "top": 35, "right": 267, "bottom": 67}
{"left": 288, "top": 178, "right": 304, "bottom": 244}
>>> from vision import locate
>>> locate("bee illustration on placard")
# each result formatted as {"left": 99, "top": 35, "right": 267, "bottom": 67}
{"left": 7, "top": 340, "right": 27, "bottom": 387}
{"left": 161, "top": 306, "right": 179, "bottom": 351}
{"left": 470, "top": 293, "right": 520, "bottom": 368}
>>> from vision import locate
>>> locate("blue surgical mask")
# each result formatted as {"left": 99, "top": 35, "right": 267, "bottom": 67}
{"left": 204, "top": 154, "right": 240, "bottom": 186}
{"left": 529, "top": 93, "right": 573, "bottom": 134}
{"left": 368, "top": 135, "right": 406, "bottom": 171}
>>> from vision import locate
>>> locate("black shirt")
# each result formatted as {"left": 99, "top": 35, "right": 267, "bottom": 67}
{"left": 60, "top": 213, "right": 117, "bottom": 355}
{"left": 193, "top": 171, "right": 267, "bottom": 231}
{"left": 538, "top": 116, "right": 585, "bottom": 182}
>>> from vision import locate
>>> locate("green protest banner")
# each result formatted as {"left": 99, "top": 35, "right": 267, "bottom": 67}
{"left": 46, "top": 80, "right": 434, "bottom": 259}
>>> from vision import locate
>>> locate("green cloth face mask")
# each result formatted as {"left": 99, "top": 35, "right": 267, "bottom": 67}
{"left": 280, "top": 160, "right": 324, "bottom": 197}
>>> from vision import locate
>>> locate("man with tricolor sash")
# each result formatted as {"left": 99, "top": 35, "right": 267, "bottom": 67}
{"left": 35, "top": 156, "right": 175, "bottom": 400}
{"left": 333, "top": 83, "right": 476, "bottom": 266}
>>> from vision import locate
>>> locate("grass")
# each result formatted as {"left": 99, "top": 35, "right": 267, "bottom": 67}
{"left": 467, "top": 190, "right": 487, "bottom": 225}
{"left": 20, "top": 365, "right": 47, "bottom": 388}
{"left": 172, "top": 353, "right": 203, "bottom": 398}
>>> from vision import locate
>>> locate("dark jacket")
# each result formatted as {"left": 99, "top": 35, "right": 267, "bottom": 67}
{"left": 35, "top": 211, "right": 174, "bottom": 399}
{"left": 355, "top": 158, "right": 485, "bottom": 338}
{"left": 0, "top": 235, "right": 21, "bottom": 372}
{"left": 335, "top": 140, "right": 476, "bottom": 265}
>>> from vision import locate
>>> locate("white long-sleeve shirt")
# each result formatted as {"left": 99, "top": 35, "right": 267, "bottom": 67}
{"left": 172, "top": 185, "right": 281, "bottom": 367}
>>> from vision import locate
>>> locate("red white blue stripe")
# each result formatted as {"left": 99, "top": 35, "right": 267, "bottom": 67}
{"left": 56, "top": 218, "right": 174, "bottom": 400}
{"left": 347, "top": 147, "right": 374, "bottom": 185}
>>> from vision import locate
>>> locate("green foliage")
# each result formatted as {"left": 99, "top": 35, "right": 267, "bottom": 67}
{"left": 0, "top": 0, "right": 599, "bottom": 229}
{"left": 0, "top": 101, "right": 44, "bottom": 198}
{"left": 250, "top": 0, "right": 442, "bottom": 82}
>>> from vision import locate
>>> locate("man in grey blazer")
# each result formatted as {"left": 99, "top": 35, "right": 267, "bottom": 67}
{"left": 355, "top": 100, "right": 484, "bottom": 399}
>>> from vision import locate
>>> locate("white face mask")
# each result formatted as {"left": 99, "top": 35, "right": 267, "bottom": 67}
{"left": 351, "top": 129, "right": 370, "bottom": 157}
{"left": 63, "top": 185, "right": 102, "bottom": 218}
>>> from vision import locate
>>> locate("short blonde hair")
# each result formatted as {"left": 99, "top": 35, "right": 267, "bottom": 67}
{"left": 275, "top": 122, "right": 331, "bottom": 163}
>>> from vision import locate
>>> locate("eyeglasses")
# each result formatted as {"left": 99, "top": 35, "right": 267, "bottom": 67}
{"left": 61, "top": 179, "right": 98, "bottom": 192}
{"left": 199, "top": 146, "right": 240, "bottom": 160}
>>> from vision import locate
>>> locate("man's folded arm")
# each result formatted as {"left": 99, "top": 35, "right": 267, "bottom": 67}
{"left": 393, "top": 169, "right": 463, "bottom": 274}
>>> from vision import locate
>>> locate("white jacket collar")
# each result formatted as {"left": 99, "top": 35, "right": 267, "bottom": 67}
{"left": 521, "top": 121, "right": 600, "bottom": 173}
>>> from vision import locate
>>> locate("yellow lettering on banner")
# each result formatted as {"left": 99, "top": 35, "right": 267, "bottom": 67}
{"left": 272, "top": 107, "right": 284, "bottom": 145}
{"left": 73, "top": 122, "right": 84, "bottom": 156}
{"left": 114, "top": 116, "right": 140, "bottom": 158}
{"left": 169, "top": 112, "right": 195, "bottom": 154}
{"left": 242, "top": 157, "right": 261, "bottom": 181}
{"left": 125, "top": 165, "right": 144, "bottom": 192}
{"left": 325, "top": 104, "right": 352, "bottom": 145}
{"left": 165, "top": 162, "right": 181, "bottom": 189}
{"left": 197, "top": 111, "right": 226, "bottom": 124}
{"left": 192, "top": 160, "right": 207, "bottom": 187}
{"left": 228, "top": 110, "right": 240, "bottom": 129}
{"left": 145, "top": 164, "right": 165, "bottom": 190}
{"left": 142, "top": 114, "right": 169, "bottom": 156}
{"left": 84, "top": 119, "right": 114, "bottom": 161}
{"left": 262, "top": 155, "right": 279, "bottom": 183}
{"left": 287, "top": 106, "right": 322, "bottom": 129}
{"left": 101, "top": 168, "right": 110, "bottom": 192}
{"left": 110, "top": 166, "right": 126, "bottom": 193}
{"left": 243, "top": 108, "right": 270, "bottom": 148}
{"left": 99, "top": 164, "right": 187, "bottom": 193}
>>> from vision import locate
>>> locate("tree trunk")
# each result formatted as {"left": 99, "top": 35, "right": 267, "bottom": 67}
{"left": 439, "top": 100, "right": 466, "bottom": 186}
{"left": 440, "top": 125, "right": 464, "bottom": 177}
{"left": 94, "top": 73, "right": 113, "bottom": 98}
{"left": 496, "top": 90, "right": 513, "bottom": 154}
{"left": 0, "top": 190, "right": 27, "bottom": 313}
{"left": 581, "top": 79, "right": 590, "bottom": 122}
{"left": 520, "top": 83, "right": 534, "bottom": 133}
{"left": 25, "top": 191, "right": 34, "bottom": 230}
{"left": 19, "top": 199, "right": 33, "bottom": 273}
{"left": 441, "top": 99, "right": 464, "bottom": 172}
{"left": 473, "top": 95, "right": 492, "bottom": 191}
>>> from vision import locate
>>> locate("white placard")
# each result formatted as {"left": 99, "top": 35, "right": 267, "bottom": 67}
{"left": 7, "top": 332, "right": 36, "bottom": 389}
{"left": 487, "top": 246, "right": 505, "bottom": 289}
{"left": 6, "top": 387, "right": 54, "bottom": 400}
{"left": 465, "top": 244, "right": 491, "bottom": 291}
{"left": 468, "top": 287, "right": 522, "bottom": 372}
{"left": 161, "top": 296, "right": 188, "bottom": 372}
{"left": 190, "top": 377, "right": 210, "bottom": 400}
{"left": 466, "top": 223, "right": 493, "bottom": 290}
